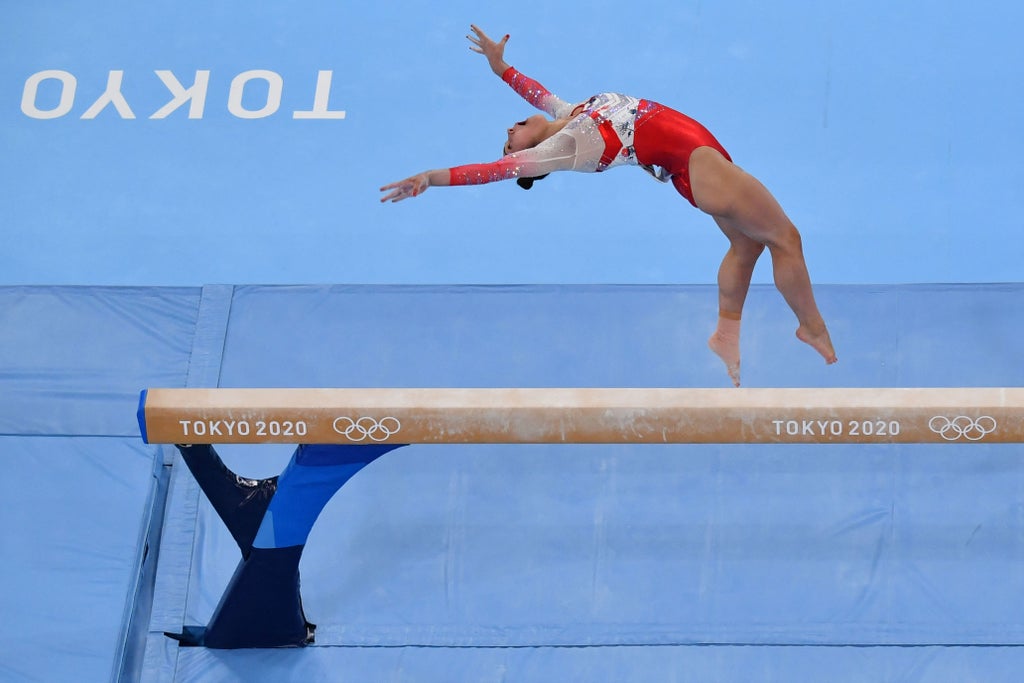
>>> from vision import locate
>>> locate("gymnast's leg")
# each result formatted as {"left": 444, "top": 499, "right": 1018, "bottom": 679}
{"left": 690, "top": 146, "right": 837, "bottom": 367}
{"left": 706, "top": 226, "right": 765, "bottom": 386}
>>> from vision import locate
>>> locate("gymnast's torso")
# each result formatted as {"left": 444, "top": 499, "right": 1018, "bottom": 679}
{"left": 448, "top": 67, "right": 731, "bottom": 204}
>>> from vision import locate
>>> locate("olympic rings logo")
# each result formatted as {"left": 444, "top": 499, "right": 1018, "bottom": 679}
{"left": 332, "top": 416, "right": 402, "bottom": 442}
{"left": 928, "top": 415, "right": 997, "bottom": 441}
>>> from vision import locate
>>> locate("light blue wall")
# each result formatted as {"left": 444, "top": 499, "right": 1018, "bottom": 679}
{"left": 3, "top": 1, "right": 1022, "bottom": 286}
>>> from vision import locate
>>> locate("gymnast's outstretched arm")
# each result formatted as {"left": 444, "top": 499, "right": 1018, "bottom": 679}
{"left": 469, "top": 25, "right": 573, "bottom": 118}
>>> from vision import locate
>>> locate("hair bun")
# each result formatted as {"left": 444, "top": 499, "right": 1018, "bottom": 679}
{"left": 516, "top": 173, "right": 548, "bottom": 190}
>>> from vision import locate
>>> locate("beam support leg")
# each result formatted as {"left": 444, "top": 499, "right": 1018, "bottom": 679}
{"left": 166, "top": 442, "right": 405, "bottom": 648}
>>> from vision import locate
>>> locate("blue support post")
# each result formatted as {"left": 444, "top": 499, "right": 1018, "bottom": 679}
{"left": 166, "top": 442, "right": 405, "bottom": 648}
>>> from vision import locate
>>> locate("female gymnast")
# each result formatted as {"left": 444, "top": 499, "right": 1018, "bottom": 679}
{"left": 380, "top": 25, "right": 837, "bottom": 386}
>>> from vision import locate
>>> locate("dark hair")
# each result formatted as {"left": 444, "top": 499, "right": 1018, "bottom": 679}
{"left": 516, "top": 173, "right": 549, "bottom": 190}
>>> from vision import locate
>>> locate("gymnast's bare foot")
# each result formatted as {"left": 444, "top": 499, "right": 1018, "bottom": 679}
{"left": 708, "top": 332, "right": 741, "bottom": 387}
{"left": 796, "top": 325, "right": 837, "bottom": 364}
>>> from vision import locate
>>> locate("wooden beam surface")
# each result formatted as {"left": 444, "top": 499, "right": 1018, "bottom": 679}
{"left": 138, "top": 387, "right": 1024, "bottom": 445}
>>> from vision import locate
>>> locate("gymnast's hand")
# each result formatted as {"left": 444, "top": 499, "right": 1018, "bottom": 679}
{"left": 380, "top": 171, "right": 436, "bottom": 203}
{"left": 467, "top": 24, "right": 510, "bottom": 77}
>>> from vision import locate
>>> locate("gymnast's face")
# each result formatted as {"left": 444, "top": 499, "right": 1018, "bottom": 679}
{"left": 504, "top": 114, "right": 547, "bottom": 154}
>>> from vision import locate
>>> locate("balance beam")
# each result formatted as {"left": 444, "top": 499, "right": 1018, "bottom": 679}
{"left": 138, "top": 387, "right": 1024, "bottom": 445}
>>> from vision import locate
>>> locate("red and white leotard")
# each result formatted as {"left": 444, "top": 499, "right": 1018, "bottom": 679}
{"left": 448, "top": 67, "right": 732, "bottom": 206}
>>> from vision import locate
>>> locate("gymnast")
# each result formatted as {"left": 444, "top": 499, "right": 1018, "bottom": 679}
{"left": 380, "top": 25, "right": 837, "bottom": 386}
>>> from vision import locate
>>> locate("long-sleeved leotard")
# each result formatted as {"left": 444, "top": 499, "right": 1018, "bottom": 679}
{"left": 448, "top": 67, "right": 731, "bottom": 207}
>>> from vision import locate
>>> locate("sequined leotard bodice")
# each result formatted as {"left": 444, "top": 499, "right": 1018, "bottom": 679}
{"left": 448, "top": 67, "right": 732, "bottom": 206}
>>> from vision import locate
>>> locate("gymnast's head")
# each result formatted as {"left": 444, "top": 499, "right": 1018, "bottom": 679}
{"left": 503, "top": 114, "right": 549, "bottom": 154}
{"left": 503, "top": 114, "right": 550, "bottom": 190}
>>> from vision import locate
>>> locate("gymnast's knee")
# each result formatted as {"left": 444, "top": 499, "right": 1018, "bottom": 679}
{"left": 731, "top": 239, "right": 766, "bottom": 264}
{"left": 765, "top": 224, "right": 803, "bottom": 254}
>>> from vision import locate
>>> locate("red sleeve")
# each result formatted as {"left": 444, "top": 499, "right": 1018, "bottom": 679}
{"left": 501, "top": 67, "right": 571, "bottom": 117}
{"left": 448, "top": 158, "right": 522, "bottom": 186}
